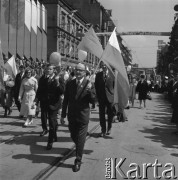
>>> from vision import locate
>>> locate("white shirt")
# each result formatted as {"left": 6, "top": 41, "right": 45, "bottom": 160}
{"left": 77, "top": 77, "right": 84, "bottom": 86}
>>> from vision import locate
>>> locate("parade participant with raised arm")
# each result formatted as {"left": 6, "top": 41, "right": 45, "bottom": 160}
{"left": 45, "top": 52, "right": 65, "bottom": 150}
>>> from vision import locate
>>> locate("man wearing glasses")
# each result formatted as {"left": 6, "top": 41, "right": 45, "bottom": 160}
{"left": 61, "top": 63, "right": 95, "bottom": 172}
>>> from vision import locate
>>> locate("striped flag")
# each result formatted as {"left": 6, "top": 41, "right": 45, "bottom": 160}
{"left": 78, "top": 27, "right": 103, "bottom": 59}
{"left": 101, "top": 28, "right": 130, "bottom": 112}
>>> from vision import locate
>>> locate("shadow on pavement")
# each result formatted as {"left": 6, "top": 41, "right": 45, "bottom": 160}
{"left": 89, "top": 132, "right": 113, "bottom": 139}
{"left": 0, "top": 120, "right": 26, "bottom": 127}
{"left": 139, "top": 94, "right": 178, "bottom": 153}
{"left": 89, "top": 117, "right": 99, "bottom": 122}
{"left": 171, "top": 153, "right": 178, "bottom": 157}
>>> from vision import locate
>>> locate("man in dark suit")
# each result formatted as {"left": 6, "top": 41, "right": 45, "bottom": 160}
{"left": 14, "top": 65, "right": 25, "bottom": 112}
{"left": 95, "top": 62, "right": 115, "bottom": 137}
{"left": 35, "top": 67, "right": 49, "bottom": 136}
{"left": 41, "top": 64, "right": 65, "bottom": 150}
{"left": 61, "top": 63, "right": 95, "bottom": 172}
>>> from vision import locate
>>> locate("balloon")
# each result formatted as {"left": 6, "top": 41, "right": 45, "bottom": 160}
{"left": 49, "top": 52, "right": 61, "bottom": 66}
{"left": 6, "top": 80, "right": 15, "bottom": 87}
{"left": 127, "top": 65, "right": 132, "bottom": 72}
{"left": 78, "top": 50, "right": 87, "bottom": 61}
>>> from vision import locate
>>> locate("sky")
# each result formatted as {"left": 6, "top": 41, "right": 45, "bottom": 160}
{"left": 97, "top": 0, "right": 178, "bottom": 68}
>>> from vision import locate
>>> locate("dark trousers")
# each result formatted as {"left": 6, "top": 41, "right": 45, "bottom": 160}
{"left": 68, "top": 121, "right": 88, "bottom": 162}
{"left": 40, "top": 105, "right": 48, "bottom": 131}
{"left": 171, "top": 106, "right": 178, "bottom": 123}
{"left": 98, "top": 100, "right": 114, "bottom": 133}
{"left": 15, "top": 98, "right": 21, "bottom": 112}
{"left": 47, "top": 108, "right": 58, "bottom": 143}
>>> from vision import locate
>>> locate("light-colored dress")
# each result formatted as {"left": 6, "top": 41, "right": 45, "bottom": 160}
{"left": 19, "top": 77, "right": 38, "bottom": 116}
{"left": 129, "top": 82, "right": 137, "bottom": 101}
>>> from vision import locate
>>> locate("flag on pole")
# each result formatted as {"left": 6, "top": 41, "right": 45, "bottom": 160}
{"left": 4, "top": 55, "right": 18, "bottom": 79}
{"left": 101, "top": 28, "right": 130, "bottom": 111}
{"left": 77, "top": 27, "right": 103, "bottom": 59}
{"left": 0, "top": 37, "right": 5, "bottom": 91}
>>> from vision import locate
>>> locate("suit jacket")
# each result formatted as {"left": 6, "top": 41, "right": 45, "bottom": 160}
{"left": 95, "top": 71, "right": 114, "bottom": 104}
{"left": 61, "top": 78, "right": 95, "bottom": 124}
{"left": 14, "top": 73, "right": 25, "bottom": 99}
{"left": 35, "top": 74, "right": 48, "bottom": 105}
{"left": 47, "top": 75, "right": 65, "bottom": 108}
{"left": 36, "top": 74, "right": 65, "bottom": 109}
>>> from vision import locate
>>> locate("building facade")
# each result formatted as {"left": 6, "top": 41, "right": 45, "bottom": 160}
{"left": 42, "top": 0, "right": 100, "bottom": 67}
{"left": 0, "top": 0, "right": 47, "bottom": 62}
{"left": 42, "top": 0, "right": 132, "bottom": 68}
{"left": 64, "top": 0, "right": 115, "bottom": 48}
{"left": 42, "top": 0, "right": 121, "bottom": 67}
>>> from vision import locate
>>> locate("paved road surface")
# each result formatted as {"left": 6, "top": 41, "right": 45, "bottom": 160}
{"left": 0, "top": 93, "right": 178, "bottom": 180}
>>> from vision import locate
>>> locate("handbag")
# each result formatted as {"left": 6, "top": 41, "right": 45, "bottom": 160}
{"left": 146, "top": 93, "right": 152, "bottom": 100}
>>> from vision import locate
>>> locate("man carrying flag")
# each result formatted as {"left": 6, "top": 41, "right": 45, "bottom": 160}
{"left": 95, "top": 62, "right": 115, "bottom": 137}
{"left": 100, "top": 28, "right": 130, "bottom": 114}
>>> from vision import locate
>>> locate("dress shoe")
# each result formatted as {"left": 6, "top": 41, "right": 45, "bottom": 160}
{"left": 100, "top": 132, "right": 106, "bottom": 137}
{"left": 46, "top": 143, "right": 53, "bottom": 150}
{"left": 73, "top": 162, "right": 81, "bottom": 172}
{"left": 3, "top": 113, "right": 7, "bottom": 118}
{"left": 106, "top": 129, "right": 111, "bottom": 135}
{"left": 60, "top": 119, "right": 65, "bottom": 125}
{"left": 28, "top": 119, "right": 33, "bottom": 125}
{"left": 8, "top": 109, "right": 12, "bottom": 115}
{"left": 91, "top": 104, "right": 95, "bottom": 109}
{"left": 40, "top": 130, "right": 48, "bottom": 137}
{"left": 24, "top": 119, "right": 29, "bottom": 127}
{"left": 53, "top": 137, "right": 57, "bottom": 142}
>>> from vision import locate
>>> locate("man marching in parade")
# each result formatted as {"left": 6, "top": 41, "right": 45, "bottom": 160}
{"left": 60, "top": 63, "right": 95, "bottom": 172}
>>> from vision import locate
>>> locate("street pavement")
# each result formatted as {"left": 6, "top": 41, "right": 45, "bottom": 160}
{"left": 0, "top": 92, "right": 178, "bottom": 180}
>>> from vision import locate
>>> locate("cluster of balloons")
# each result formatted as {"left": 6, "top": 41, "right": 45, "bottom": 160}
{"left": 49, "top": 49, "right": 88, "bottom": 66}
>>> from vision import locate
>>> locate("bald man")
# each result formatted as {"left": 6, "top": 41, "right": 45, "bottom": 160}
{"left": 61, "top": 63, "right": 95, "bottom": 172}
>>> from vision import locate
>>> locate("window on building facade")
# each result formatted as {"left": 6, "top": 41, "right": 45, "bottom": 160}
{"left": 60, "top": 40, "right": 65, "bottom": 55}
{"left": 71, "top": 44, "right": 75, "bottom": 58}
{"left": 75, "top": 41, "right": 79, "bottom": 59}
{"left": 60, "top": 12, "right": 66, "bottom": 29}
{"left": 71, "top": 20, "right": 75, "bottom": 35}
{"left": 67, "top": 17, "right": 71, "bottom": 32}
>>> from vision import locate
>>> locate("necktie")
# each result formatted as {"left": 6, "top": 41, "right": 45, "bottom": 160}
{"left": 76, "top": 80, "right": 80, "bottom": 91}
{"left": 103, "top": 73, "right": 107, "bottom": 82}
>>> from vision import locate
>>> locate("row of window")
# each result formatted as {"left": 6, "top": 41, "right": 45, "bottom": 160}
{"left": 57, "top": 8, "right": 99, "bottom": 66}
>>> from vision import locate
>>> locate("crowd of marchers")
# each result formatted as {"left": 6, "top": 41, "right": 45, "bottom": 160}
{"left": 2, "top": 52, "right": 176, "bottom": 172}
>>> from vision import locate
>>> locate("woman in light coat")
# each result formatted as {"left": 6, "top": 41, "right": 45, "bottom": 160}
{"left": 18, "top": 68, "right": 38, "bottom": 127}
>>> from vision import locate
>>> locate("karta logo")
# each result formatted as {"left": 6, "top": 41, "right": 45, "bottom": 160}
{"left": 105, "top": 158, "right": 177, "bottom": 179}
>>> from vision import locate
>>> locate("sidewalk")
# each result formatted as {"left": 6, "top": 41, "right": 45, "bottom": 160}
{"left": 0, "top": 106, "right": 100, "bottom": 180}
